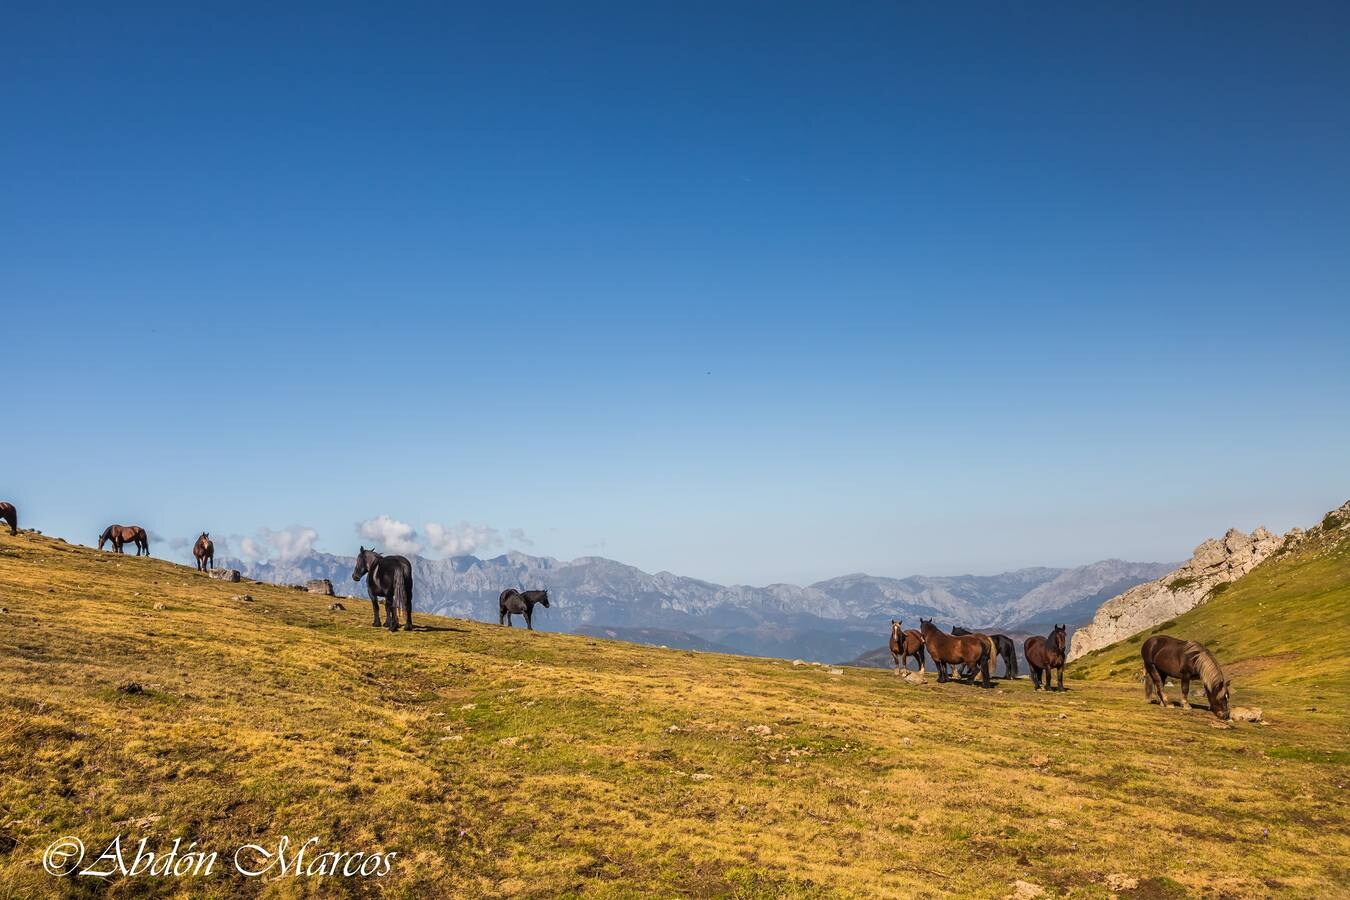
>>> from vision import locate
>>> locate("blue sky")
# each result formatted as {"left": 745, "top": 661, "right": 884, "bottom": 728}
{"left": 4, "top": 2, "right": 1347, "bottom": 584}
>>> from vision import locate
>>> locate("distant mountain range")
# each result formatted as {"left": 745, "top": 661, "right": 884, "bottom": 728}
{"left": 224, "top": 549, "right": 1173, "bottom": 662}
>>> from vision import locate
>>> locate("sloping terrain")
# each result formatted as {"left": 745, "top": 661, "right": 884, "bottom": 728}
{"left": 1, "top": 530, "right": 1346, "bottom": 898}
{"left": 1071, "top": 504, "right": 1350, "bottom": 697}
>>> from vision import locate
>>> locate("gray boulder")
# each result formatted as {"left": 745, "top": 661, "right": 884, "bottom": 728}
{"left": 208, "top": 569, "right": 241, "bottom": 583}
{"left": 306, "top": 578, "right": 335, "bottom": 596}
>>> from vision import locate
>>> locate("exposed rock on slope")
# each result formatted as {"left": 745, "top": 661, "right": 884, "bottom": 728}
{"left": 1067, "top": 524, "right": 1292, "bottom": 661}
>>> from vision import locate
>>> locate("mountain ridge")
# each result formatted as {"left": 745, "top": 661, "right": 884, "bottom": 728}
{"left": 223, "top": 548, "right": 1172, "bottom": 661}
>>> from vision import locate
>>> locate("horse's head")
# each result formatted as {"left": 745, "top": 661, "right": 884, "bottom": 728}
{"left": 199, "top": 532, "right": 210, "bottom": 542}
{"left": 891, "top": 618, "right": 902, "bottom": 636}
{"left": 98, "top": 526, "right": 111, "bottom": 549}
{"left": 1051, "top": 624, "right": 1067, "bottom": 653}
{"left": 352, "top": 546, "right": 374, "bottom": 581}
{"left": 919, "top": 617, "right": 934, "bottom": 634}
{"left": 1206, "top": 677, "right": 1233, "bottom": 721}
{"left": 538, "top": 589, "right": 550, "bottom": 608}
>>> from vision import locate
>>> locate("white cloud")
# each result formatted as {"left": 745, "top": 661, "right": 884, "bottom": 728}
{"left": 506, "top": 527, "right": 534, "bottom": 547}
{"left": 235, "top": 525, "right": 319, "bottom": 563}
{"left": 423, "top": 521, "right": 504, "bottom": 557}
{"left": 357, "top": 515, "right": 423, "bottom": 556}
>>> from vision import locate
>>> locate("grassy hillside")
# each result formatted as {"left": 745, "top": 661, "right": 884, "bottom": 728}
{"left": 1071, "top": 508, "right": 1350, "bottom": 705}
{"left": 1, "top": 530, "right": 1347, "bottom": 898}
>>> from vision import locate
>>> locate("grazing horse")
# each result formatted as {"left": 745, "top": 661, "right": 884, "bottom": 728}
{"left": 952, "top": 626, "right": 1019, "bottom": 678}
{"left": 499, "top": 589, "right": 550, "bottom": 630}
{"left": 1024, "top": 624, "right": 1067, "bottom": 691}
{"left": 98, "top": 524, "right": 149, "bottom": 555}
{"left": 0, "top": 501, "right": 16, "bottom": 536}
{"left": 919, "top": 618, "right": 991, "bottom": 688}
{"left": 889, "top": 619, "right": 926, "bottom": 674}
{"left": 1141, "top": 635, "right": 1231, "bottom": 720}
{"left": 192, "top": 532, "right": 214, "bottom": 571}
{"left": 352, "top": 546, "right": 414, "bottom": 632}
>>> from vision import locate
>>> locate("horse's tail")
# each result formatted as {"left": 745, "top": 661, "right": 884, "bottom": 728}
{"left": 393, "top": 563, "right": 412, "bottom": 623}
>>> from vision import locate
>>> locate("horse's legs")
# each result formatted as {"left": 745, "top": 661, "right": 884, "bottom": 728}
{"left": 1056, "top": 666, "right": 1063, "bottom": 691}
{"left": 1029, "top": 664, "right": 1040, "bottom": 690}
{"left": 1155, "top": 674, "right": 1170, "bottom": 707}
{"left": 505, "top": 613, "right": 513, "bottom": 627}
{"left": 1179, "top": 676, "right": 1191, "bottom": 709}
{"left": 525, "top": 609, "right": 533, "bottom": 631}
{"left": 981, "top": 657, "right": 991, "bottom": 689}
{"left": 499, "top": 610, "right": 506, "bottom": 626}
{"left": 891, "top": 650, "right": 900, "bottom": 675}
{"left": 369, "top": 597, "right": 381, "bottom": 627}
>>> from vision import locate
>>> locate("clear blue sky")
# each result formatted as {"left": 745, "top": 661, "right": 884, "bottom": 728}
{"left": 4, "top": 2, "right": 1347, "bottom": 584}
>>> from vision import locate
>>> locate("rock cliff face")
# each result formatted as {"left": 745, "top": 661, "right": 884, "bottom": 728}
{"left": 1067, "top": 525, "right": 1289, "bottom": 661}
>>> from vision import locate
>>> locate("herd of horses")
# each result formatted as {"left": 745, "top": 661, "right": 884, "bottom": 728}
{"left": 1, "top": 501, "right": 1233, "bottom": 719}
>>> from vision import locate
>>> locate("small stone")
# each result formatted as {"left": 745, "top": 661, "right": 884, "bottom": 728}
{"left": 666, "top": 725, "right": 682, "bottom": 733}
{"left": 1230, "top": 706, "right": 1262, "bottom": 722}
{"left": 791, "top": 659, "right": 806, "bottom": 667}
{"left": 497, "top": 736, "right": 519, "bottom": 747}
{"left": 827, "top": 668, "right": 844, "bottom": 676}
{"left": 208, "top": 568, "right": 241, "bottom": 582}
{"left": 746, "top": 725, "right": 772, "bottom": 736}
{"left": 306, "top": 579, "right": 335, "bottom": 596}
{"left": 1105, "top": 874, "right": 1138, "bottom": 891}
{"left": 690, "top": 773, "right": 715, "bottom": 781}
{"left": 328, "top": 602, "right": 345, "bottom": 611}
{"left": 117, "top": 681, "right": 144, "bottom": 695}
{"left": 1010, "top": 879, "right": 1045, "bottom": 899}
{"left": 153, "top": 602, "right": 166, "bottom": 611}
{"left": 1209, "top": 719, "right": 1232, "bottom": 729}
{"left": 233, "top": 594, "right": 254, "bottom": 603}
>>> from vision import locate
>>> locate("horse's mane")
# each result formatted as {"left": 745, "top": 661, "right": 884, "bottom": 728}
{"left": 1184, "top": 641, "right": 1225, "bottom": 690}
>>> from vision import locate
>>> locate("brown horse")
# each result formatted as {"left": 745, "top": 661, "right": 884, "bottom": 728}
{"left": 193, "top": 532, "right": 214, "bottom": 571}
{"left": 98, "top": 524, "right": 149, "bottom": 556}
{"left": 1141, "top": 635, "right": 1231, "bottom": 720}
{"left": 1024, "top": 624, "right": 1067, "bottom": 691}
{"left": 889, "top": 619, "right": 926, "bottom": 674}
{"left": 0, "top": 502, "right": 16, "bottom": 536}
{"left": 919, "top": 618, "right": 991, "bottom": 688}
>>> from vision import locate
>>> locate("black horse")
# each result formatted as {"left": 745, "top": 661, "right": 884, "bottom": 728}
{"left": 498, "top": 589, "right": 549, "bottom": 630}
{"left": 952, "top": 626, "right": 1019, "bottom": 678}
{"left": 352, "top": 546, "right": 414, "bottom": 632}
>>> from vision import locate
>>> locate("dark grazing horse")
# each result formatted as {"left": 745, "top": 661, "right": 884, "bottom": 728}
{"left": 0, "top": 501, "right": 16, "bottom": 536}
{"left": 952, "top": 626, "right": 1019, "bottom": 678}
{"left": 499, "top": 589, "right": 550, "bottom": 629}
{"left": 1024, "top": 624, "right": 1067, "bottom": 691}
{"left": 192, "top": 532, "right": 214, "bottom": 571}
{"left": 919, "top": 618, "right": 991, "bottom": 688}
{"left": 352, "top": 546, "right": 414, "bottom": 632}
{"left": 1141, "top": 635, "right": 1231, "bottom": 720}
{"left": 889, "top": 619, "right": 925, "bottom": 674}
{"left": 98, "top": 524, "right": 149, "bottom": 555}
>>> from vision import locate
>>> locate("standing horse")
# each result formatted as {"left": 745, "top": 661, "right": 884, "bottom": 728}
{"left": 499, "top": 589, "right": 550, "bottom": 629}
{"left": 0, "top": 502, "right": 16, "bottom": 536}
{"left": 98, "top": 524, "right": 149, "bottom": 555}
{"left": 919, "top": 618, "right": 991, "bottom": 688}
{"left": 889, "top": 619, "right": 926, "bottom": 674}
{"left": 1141, "top": 635, "right": 1231, "bottom": 720}
{"left": 352, "top": 546, "right": 414, "bottom": 632}
{"left": 952, "top": 626, "right": 1018, "bottom": 678}
{"left": 1024, "top": 624, "right": 1067, "bottom": 691}
{"left": 192, "top": 532, "right": 214, "bottom": 571}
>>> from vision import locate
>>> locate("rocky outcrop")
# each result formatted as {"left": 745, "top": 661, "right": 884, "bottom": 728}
{"left": 1067, "top": 525, "right": 1289, "bottom": 661}
{"left": 306, "top": 578, "right": 335, "bottom": 596}
{"left": 208, "top": 568, "right": 241, "bottom": 583}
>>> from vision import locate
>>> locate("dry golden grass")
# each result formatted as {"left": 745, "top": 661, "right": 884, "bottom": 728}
{"left": 1, "top": 530, "right": 1346, "bottom": 898}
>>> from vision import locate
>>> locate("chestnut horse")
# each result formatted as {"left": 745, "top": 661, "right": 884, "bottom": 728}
{"left": 1024, "top": 624, "right": 1067, "bottom": 691}
{"left": 889, "top": 619, "right": 925, "bottom": 674}
{"left": 0, "top": 501, "right": 16, "bottom": 536}
{"left": 1141, "top": 635, "right": 1231, "bottom": 720}
{"left": 952, "top": 626, "right": 1018, "bottom": 678}
{"left": 193, "top": 532, "right": 214, "bottom": 571}
{"left": 919, "top": 618, "right": 991, "bottom": 688}
{"left": 98, "top": 524, "right": 149, "bottom": 555}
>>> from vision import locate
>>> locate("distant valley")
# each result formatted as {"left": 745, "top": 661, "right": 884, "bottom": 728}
{"left": 225, "top": 550, "right": 1172, "bottom": 662}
